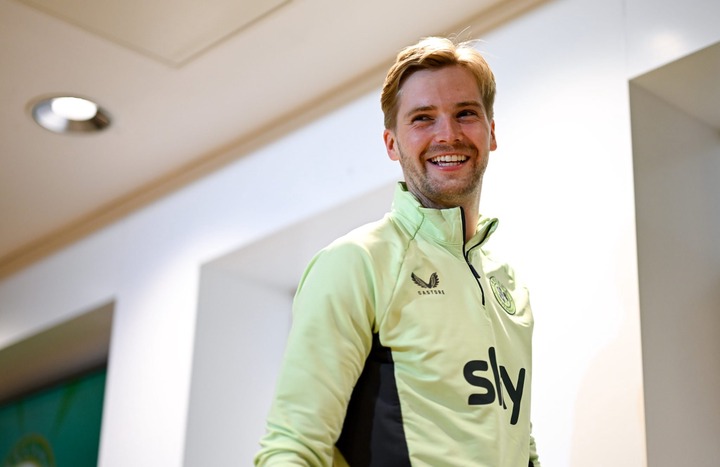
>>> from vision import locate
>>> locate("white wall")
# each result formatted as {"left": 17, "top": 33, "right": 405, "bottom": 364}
{"left": 631, "top": 83, "right": 720, "bottom": 467}
{"left": 1, "top": 0, "right": 719, "bottom": 465}
{"left": 625, "top": 0, "right": 720, "bottom": 78}
{"left": 183, "top": 268, "right": 293, "bottom": 465}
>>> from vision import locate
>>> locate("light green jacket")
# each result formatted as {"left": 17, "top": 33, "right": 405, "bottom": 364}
{"left": 256, "top": 183, "right": 540, "bottom": 466}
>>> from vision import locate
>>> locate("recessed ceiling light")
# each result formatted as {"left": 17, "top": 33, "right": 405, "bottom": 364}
{"left": 31, "top": 95, "right": 111, "bottom": 134}
{"left": 51, "top": 97, "right": 98, "bottom": 121}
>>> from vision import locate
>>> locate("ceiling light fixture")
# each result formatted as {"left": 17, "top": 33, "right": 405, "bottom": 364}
{"left": 31, "top": 95, "right": 111, "bottom": 134}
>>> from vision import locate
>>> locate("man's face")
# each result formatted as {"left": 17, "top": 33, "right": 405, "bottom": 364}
{"left": 383, "top": 65, "right": 496, "bottom": 210}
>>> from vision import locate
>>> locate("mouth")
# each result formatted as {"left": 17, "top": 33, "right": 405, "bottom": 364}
{"left": 429, "top": 154, "right": 468, "bottom": 167}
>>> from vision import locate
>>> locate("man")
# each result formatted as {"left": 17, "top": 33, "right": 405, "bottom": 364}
{"left": 255, "top": 36, "right": 540, "bottom": 467}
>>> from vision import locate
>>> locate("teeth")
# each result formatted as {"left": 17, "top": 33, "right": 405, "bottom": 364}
{"left": 431, "top": 155, "right": 467, "bottom": 163}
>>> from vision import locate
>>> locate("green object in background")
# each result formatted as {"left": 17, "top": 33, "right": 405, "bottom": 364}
{"left": 0, "top": 368, "right": 106, "bottom": 467}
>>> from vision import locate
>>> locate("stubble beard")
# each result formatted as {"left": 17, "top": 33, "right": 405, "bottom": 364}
{"left": 398, "top": 142, "right": 486, "bottom": 210}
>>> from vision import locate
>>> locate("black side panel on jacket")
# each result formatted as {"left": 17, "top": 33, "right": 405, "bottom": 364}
{"left": 336, "top": 333, "right": 411, "bottom": 467}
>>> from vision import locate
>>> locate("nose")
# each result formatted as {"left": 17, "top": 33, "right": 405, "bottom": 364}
{"left": 434, "top": 116, "right": 462, "bottom": 143}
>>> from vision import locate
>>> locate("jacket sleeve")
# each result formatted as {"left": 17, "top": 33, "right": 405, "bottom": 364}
{"left": 529, "top": 424, "right": 541, "bottom": 467}
{"left": 255, "top": 242, "right": 376, "bottom": 466}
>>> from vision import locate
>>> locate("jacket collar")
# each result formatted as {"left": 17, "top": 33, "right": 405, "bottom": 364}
{"left": 390, "top": 182, "right": 498, "bottom": 251}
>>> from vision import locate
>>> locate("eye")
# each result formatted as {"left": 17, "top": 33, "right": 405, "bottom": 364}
{"left": 411, "top": 114, "right": 433, "bottom": 123}
{"left": 457, "top": 109, "right": 480, "bottom": 119}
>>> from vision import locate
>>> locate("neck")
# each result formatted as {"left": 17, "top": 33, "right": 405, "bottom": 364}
{"left": 457, "top": 193, "right": 481, "bottom": 242}
{"left": 462, "top": 205, "right": 479, "bottom": 242}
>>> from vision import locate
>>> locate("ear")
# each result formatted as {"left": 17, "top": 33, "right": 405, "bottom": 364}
{"left": 383, "top": 128, "right": 400, "bottom": 161}
{"left": 489, "top": 119, "right": 497, "bottom": 151}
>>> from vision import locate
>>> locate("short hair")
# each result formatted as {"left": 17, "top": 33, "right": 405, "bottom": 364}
{"left": 381, "top": 36, "right": 496, "bottom": 129}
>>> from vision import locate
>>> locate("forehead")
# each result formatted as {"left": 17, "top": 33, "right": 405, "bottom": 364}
{"left": 397, "top": 65, "right": 481, "bottom": 110}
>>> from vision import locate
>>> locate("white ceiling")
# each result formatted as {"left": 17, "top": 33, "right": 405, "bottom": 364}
{"left": 0, "top": 0, "right": 548, "bottom": 278}
{"left": 16, "top": 0, "right": 292, "bottom": 66}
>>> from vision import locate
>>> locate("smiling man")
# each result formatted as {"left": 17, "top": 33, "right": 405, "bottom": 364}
{"left": 255, "top": 37, "right": 540, "bottom": 467}
{"left": 384, "top": 64, "right": 496, "bottom": 241}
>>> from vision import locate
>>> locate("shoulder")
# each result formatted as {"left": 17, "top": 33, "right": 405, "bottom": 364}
{"left": 298, "top": 215, "right": 409, "bottom": 292}
{"left": 321, "top": 214, "right": 408, "bottom": 263}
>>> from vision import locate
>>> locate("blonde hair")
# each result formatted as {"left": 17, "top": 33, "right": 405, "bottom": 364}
{"left": 381, "top": 37, "right": 496, "bottom": 129}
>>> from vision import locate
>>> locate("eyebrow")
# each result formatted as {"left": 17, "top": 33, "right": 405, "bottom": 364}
{"left": 456, "top": 100, "right": 484, "bottom": 109}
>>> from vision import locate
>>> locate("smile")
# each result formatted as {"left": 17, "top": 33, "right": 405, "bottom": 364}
{"left": 429, "top": 154, "right": 468, "bottom": 166}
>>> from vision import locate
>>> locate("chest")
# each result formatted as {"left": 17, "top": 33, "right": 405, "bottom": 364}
{"left": 376, "top": 242, "right": 533, "bottom": 371}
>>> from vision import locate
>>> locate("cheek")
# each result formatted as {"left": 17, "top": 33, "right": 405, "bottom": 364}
{"left": 401, "top": 131, "right": 430, "bottom": 154}
{"left": 466, "top": 128, "right": 494, "bottom": 149}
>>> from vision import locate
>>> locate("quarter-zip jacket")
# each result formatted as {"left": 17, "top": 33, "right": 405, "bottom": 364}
{"left": 256, "top": 183, "right": 540, "bottom": 467}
